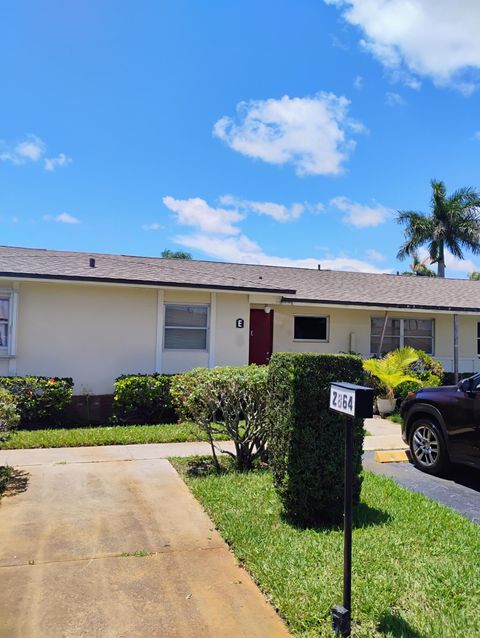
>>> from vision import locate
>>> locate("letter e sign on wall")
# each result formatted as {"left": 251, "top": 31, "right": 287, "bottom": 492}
{"left": 236, "top": 318, "right": 244, "bottom": 328}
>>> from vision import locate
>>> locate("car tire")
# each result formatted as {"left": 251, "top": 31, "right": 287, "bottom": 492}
{"left": 409, "top": 418, "right": 449, "bottom": 476}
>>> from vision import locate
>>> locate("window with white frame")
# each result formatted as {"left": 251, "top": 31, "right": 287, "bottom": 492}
{"left": 0, "top": 296, "right": 10, "bottom": 351}
{"left": 164, "top": 304, "right": 209, "bottom": 350}
{"left": 370, "top": 317, "right": 434, "bottom": 355}
{"left": 294, "top": 315, "right": 328, "bottom": 341}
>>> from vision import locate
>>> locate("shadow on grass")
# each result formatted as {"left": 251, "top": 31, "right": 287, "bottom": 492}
{"left": 378, "top": 611, "right": 427, "bottom": 637}
{"left": 0, "top": 468, "right": 30, "bottom": 497}
{"left": 281, "top": 502, "right": 392, "bottom": 531}
{"left": 181, "top": 455, "right": 269, "bottom": 479}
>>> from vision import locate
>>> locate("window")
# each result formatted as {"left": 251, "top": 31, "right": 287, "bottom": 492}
{"left": 0, "top": 296, "right": 9, "bottom": 350}
{"left": 370, "top": 317, "right": 400, "bottom": 354}
{"left": 370, "top": 317, "right": 434, "bottom": 355}
{"left": 164, "top": 304, "right": 209, "bottom": 350}
{"left": 294, "top": 315, "right": 328, "bottom": 341}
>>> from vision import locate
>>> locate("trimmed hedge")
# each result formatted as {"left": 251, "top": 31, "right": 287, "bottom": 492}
{"left": 0, "top": 376, "right": 73, "bottom": 427}
{"left": 0, "top": 387, "right": 20, "bottom": 438}
{"left": 112, "top": 374, "right": 177, "bottom": 424}
{"left": 267, "top": 353, "right": 365, "bottom": 526}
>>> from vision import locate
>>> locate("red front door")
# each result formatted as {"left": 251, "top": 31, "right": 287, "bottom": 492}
{"left": 249, "top": 309, "right": 274, "bottom": 365}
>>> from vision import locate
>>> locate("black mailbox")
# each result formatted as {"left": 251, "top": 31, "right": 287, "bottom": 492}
{"left": 329, "top": 382, "right": 374, "bottom": 419}
{"left": 330, "top": 380, "right": 374, "bottom": 637}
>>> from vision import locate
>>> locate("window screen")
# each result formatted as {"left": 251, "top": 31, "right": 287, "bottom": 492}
{"left": 370, "top": 317, "right": 433, "bottom": 355}
{"left": 370, "top": 317, "right": 401, "bottom": 355}
{"left": 294, "top": 316, "right": 328, "bottom": 340}
{"left": 164, "top": 304, "right": 208, "bottom": 350}
{"left": 0, "top": 297, "right": 9, "bottom": 348}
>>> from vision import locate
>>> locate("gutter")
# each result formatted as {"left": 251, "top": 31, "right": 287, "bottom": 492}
{"left": 0, "top": 271, "right": 296, "bottom": 296}
{"left": 281, "top": 296, "right": 480, "bottom": 314}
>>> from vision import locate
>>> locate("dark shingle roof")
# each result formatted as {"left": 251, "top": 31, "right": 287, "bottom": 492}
{"left": 1, "top": 245, "right": 480, "bottom": 312}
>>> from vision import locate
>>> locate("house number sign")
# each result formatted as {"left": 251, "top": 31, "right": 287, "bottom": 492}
{"left": 236, "top": 318, "right": 244, "bottom": 328}
{"left": 329, "top": 385, "right": 356, "bottom": 417}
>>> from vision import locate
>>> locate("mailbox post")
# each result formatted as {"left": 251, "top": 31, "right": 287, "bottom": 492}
{"left": 329, "top": 382, "right": 373, "bottom": 637}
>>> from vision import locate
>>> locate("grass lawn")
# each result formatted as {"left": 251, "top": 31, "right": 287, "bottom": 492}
{"left": 174, "top": 458, "right": 480, "bottom": 638}
{"left": 387, "top": 413, "right": 403, "bottom": 425}
{"left": 1, "top": 422, "right": 227, "bottom": 449}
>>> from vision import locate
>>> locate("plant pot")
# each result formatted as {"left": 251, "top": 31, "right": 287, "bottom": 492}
{"left": 376, "top": 397, "right": 396, "bottom": 416}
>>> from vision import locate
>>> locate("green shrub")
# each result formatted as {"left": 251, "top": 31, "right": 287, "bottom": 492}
{"left": 363, "top": 347, "right": 420, "bottom": 399}
{"left": 0, "top": 387, "right": 20, "bottom": 439}
{"left": 267, "top": 353, "right": 366, "bottom": 527}
{"left": 112, "top": 374, "right": 177, "bottom": 424}
{"left": 396, "top": 350, "right": 443, "bottom": 400}
{"left": 170, "top": 365, "right": 268, "bottom": 470}
{"left": 0, "top": 376, "right": 73, "bottom": 427}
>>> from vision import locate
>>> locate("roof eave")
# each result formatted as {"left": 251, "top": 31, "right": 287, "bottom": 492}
{"left": 281, "top": 296, "right": 480, "bottom": 314}
{"left": 0, "top": 271, "right": 296, "bottom": 295}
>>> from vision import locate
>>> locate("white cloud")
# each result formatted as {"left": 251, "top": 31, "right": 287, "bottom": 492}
{"left": 385, "top": 91, "right": 405, "bottom": 107}
{"left": 330, "top": 196, "right": 393, "bottom": 227}
{"left": 417, "top": 247, "right": 480, "bottom": 275}
{"left": 213, "top": 92, "right": 365, "bottom": 176}
{"left": 44, "top": 153, "right": 72, "bottom": 172}
{"left": 366, "top": 248, "right": 386, "bottom": 262}
{"left": 0, "top": 134, "right": 45, "bottom": 165}
{"left": 219, "top": 195, "right": 305, "bottom": 223}
{"left": 43, "top": 212, "right": 80, "bottom": 224}
{"left": 353, "top": 75, "right": 364, "bottom": 90}
{"left": 142, "top": 222, "right": 162, "bottom": 231}
{"left": 163, "top": 196, "right": 244, "bottom": 235}
{"left": 166, "top": 193, "right": 390, "bottom": 273}
{"left": 0, "top": 134, "right": 71, "bottom": 170}
{"left": 325, "top": 0, "right": 480, "bottom": 92}
{"left": 174, "top": 232, "right": 389, "bottom": 273}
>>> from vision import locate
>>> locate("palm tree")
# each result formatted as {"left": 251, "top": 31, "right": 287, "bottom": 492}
{"left": 397, "top": 180, "right": 480, "bottom": 277}
{"left": 402, "top": 251, "right": 437, "bottom": 277}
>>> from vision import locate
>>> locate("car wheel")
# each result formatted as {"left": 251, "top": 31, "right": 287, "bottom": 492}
{"left": 409, "top": 418, "right": 449, "bottom": 475}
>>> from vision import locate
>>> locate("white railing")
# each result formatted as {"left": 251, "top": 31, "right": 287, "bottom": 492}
{"left": 436, "top": 357, "right": 480, "bottom": 374}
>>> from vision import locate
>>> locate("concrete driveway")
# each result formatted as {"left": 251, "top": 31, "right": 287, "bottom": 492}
{"left": 0, "top": 447, "right": 289, "bottom": 638}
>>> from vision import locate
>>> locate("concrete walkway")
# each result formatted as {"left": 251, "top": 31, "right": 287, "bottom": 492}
{"left": 363, "top": 416, "right": 406, "bottom": 451}
{"left": 0, "top": 440, "right": 237, "bottom": 468}
{"left": 0, "top": 417, "right": 403, "bottom": 471}
{"left": 0, "top": 448, "right": 289, "bottom": 637}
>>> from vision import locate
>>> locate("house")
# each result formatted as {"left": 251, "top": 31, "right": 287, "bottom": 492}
{"left": 0, "top": 245, "right": 479, "bottom": 398}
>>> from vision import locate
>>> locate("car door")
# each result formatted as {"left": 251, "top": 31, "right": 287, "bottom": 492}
{"left": 449, "top": 375, "right": 480, "bottom": 463}
{"left": 469, "top": 377, "right": 480, "bottom": 462}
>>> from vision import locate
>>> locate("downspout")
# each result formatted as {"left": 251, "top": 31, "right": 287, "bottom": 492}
{"left": 377, "top": 311, "right": 389, "bottom": 357}
{"left": 453, "top": 314, "right": 459, "bottom": 384}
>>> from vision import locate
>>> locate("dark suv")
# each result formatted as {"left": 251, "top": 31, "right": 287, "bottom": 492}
{"left": 400, "top": 375, "right": 480, "bottom": 475}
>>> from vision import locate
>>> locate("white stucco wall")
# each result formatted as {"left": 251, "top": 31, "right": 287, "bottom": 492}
{"left": 2, "top": 276, "right": 480, "bottom": 393}
{"left": 14, "top": 281, "right": 158, "bottom": 394}
{"left": 271, "top": 305, "right": 480, "bottom": 373}
{"left": 215, "top": 293, "right": 250, "bottom": 366}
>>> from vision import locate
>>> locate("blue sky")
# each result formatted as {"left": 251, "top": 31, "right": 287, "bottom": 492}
{"left": 1, "top": 0, "right": 480, "bottom": 276}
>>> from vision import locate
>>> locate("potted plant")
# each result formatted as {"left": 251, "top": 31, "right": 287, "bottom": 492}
{"left": 363, "top": 347, "right": 421, "bottom": 416}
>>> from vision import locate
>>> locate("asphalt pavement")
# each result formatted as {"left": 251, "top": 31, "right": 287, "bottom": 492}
{"left": 364, "top": 451, "right": 480, "bottom": 524}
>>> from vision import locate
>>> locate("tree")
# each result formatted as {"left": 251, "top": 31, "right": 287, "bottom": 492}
{"left": 402, "top": 251, "right": 437, "bottom": 277}
{"left": 161, "top": 249, "right": 192, "bottom": 259}
{"left": 397, "top": 180, "right": 480, "bottom": 277}
{"left": 469, "top": 271, "right": 480, "bottom": 280}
